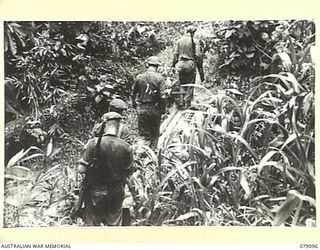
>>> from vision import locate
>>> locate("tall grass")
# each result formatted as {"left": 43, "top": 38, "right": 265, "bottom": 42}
{"left": 130, "top": 41, "right": 315, "bottom": 226}
{"left": 3, "top": 25, "right": 315, "bottom": 227}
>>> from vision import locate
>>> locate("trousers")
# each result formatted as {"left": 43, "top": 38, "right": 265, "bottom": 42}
{"left": 137, "top": 103, "right": 161, "bottom": 149}
{"left": 175, "top": 60, "right": 196, "bottom": 106}
{"left": 82, "top": 183, "right": 125, "bottom": 226}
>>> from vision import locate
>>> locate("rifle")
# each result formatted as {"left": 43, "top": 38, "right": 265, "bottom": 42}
{"left": 71, "top": 121, "right": 106, "bottom": 219}
{"left": 190, "top": 32, "right": 205, "bottom": 82}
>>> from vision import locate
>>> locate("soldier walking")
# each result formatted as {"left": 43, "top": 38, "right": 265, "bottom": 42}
{"left": 131, "top": 56, "right": 167, "bottom": 149}
{"left": 172, "top": 25, "right": 205, "bottom": 108}
{"left": 77, "top": 112, "right": 134, "bottom": 226}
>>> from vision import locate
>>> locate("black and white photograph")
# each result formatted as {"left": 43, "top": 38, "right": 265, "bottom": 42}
{"left": 3, "top": 20, "right": 316, "bottom": 228}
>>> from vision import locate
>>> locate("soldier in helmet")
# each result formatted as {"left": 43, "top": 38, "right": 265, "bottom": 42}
{"left": 109, "top": 98, "right": 127, "bottom": 115}
{"left": 91, "top": 98, "right": 131, "bottom": 143}
{"left": 172, "top": 25, "right": 205, "bottom": 108}
{"left": 78, "top": 112, "right": 134, "bottom": 226}
{"left": 131, "top": 56, "right": 167, "bottom": 149}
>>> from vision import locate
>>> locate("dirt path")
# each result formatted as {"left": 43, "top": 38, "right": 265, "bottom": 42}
{"left": 156, "top": 40, "right": 216, "bottom": 148}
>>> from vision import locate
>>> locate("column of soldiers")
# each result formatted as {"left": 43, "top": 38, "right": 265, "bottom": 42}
{"left": 73, "top": 25, "right": 204, "bottom": 226}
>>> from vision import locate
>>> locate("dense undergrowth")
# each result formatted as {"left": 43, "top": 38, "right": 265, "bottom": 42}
{"left": 3, "top": 20, "right": 315, "bottom": 227}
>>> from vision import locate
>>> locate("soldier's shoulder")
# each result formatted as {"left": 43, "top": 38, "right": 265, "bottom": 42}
{"left": 134, "top": 73, "right": 144, "bottom": 83}
{"left": 85, "top": 137, "right": 97, "bottom": 149}
{"left": 136, "top": 71, "right": 147, "bottom": 78}
{"left": 156, "top": 72, "right": 166, "bottom": 81}
{"left": 120, "top": 124, "right": 130, "bottom": 133}
{"left": 115, "top": 136, "right": 132, "bottom": 150}
{"left": 179, "top": 36, "right": 191, "bottom": 42}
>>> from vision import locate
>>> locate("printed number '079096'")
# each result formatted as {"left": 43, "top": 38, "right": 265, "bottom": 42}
{"left": 300, "top": 244, "right": 318, "bottom": 248}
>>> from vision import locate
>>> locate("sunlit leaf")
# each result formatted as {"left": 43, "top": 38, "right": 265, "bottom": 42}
{"left": 305, "top": 218, "right": 316, "bottom": 227}
{"left": 302, "top": 92, "right": 314, "bottom": 116}
{"left": 127, "top": 26, "right": 135, "bottom": 37}
{"left": 44, "top": 202, "right": 62, "bottom": 218}
{"left": 6, "top": 149, "right": 25, "bottom": 169}
{"left": 21, "top": 153, "right": 43, "bottom": 161}
{"left": 288, "top": 36, "right": 297, "bottom": 72}
{"left": 306, "top": 161, "right": 315, "bottom": 179}
{"left": 8, "top": 32, "right": 17, "bottom": 55}
{"left": 310, "top": 45, "right": 315, "bottom": 65}
{"left": 225, "top": 30, "right": 234, "bottom": 39}
{"left": 229, "top": 133, "right": 258, "bottom": 160}
{"left": 36, "top": 164, "right": 62, "bottom": 183}
{"left": 137, "top": 25, "right": 148, "bottom": 34}
{"left": 213, "top": 166, "right": 242, "bottom": 177}
{"left": 4, "top": 174, "right": 29, "bottom": 181}
{"left": 240, "top": 171, "right": 251, "bottom": 199}
{"left": 274, "top": 190, "right": 316, "bottom": 226}
{"left": 50, "top": 148, "right": 62, "bottom": 158}
{"left": 245, "top": 52, "right": 255, "bottom": 58}
{"left": 94, "top": 95, "right": 103, "bottom": 103}
{"left": 226, "top": 88, "right": 243, "bottom": 95}
{"left": 277, "top": 52, "right": 292, "bottom": 71}
{"left": 46, "top": 138, "right": 53, "bottom": 157}
{"left": 5, "top": 194, "right": 22, "bottom": 207}
{"left": 273, "top": 192, "right": 299, "bottom": 226}
{"left": 286, "top": 72, "right": 302, "bottom": 93}
{"left": 101, "top": 90, "right": 111, "bottom": 96}
{"left": 175, "top": 211, "right": 198, "bottom": 221}
{"left": 280, "top": 133, "right": 297, "bottom": 151}
{"left": 212, "top": 124, "right": 226, "bottom": 134}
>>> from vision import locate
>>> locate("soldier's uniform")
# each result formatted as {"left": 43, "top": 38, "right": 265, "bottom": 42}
{"left": 91, "top": 116, "right": 130, "bottom": 143}
{"left": 132, "top": 56, "right": 166, "bottom": 149}
{"left": 172, "top": 25, "right": 204, "bottom": 108}
{"left": 78, "top": 112, "right": 134, "bottom": 226}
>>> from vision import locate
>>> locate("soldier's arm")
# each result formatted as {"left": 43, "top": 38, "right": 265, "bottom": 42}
{"left": 131, "top": 78, "right": 139, "bottom": 109}
{"left": 78, "top": 158, "right": 88, "bottom": 174}
{"left": 122, "top": 148, "right": 135, "bottom": 178}
{"left": 195, "top": 42, "right": 205, "bottom": 82}
{"left": 119, "top": 125, "right": 131, "bottom": 144}
{"left": 78, "top": 139, "right": 95, "bottom": 173}
{"left": 90, "top": 122, "right": 101, "bottom": 138}
{"left": 159, "top": 77, "right": 168, "bottom": 114}
{"left": 172, "top": 42, "right": 179, "bottom": 67}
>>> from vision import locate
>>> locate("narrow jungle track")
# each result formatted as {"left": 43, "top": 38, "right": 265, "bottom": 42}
{"left": 4, "top": 20, "right": 316, "bottom": 228}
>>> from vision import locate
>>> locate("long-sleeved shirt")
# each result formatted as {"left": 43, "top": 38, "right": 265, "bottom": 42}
{"left": 80, "top": 134, "right": 133, "bottom": 185}
{"left": 91, "top": 122, "right": 131, "bottom": 143}
{"left": 172, "top": 35, "right": 205, "bottom": 81}
{"left": 172, "top": 35, "right": 202, "bottom": 66}
{"left": 132, "top": 67, "right": 166, "bottom": 105}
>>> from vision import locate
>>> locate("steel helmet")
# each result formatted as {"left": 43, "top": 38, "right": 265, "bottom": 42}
{"left": 109, "top": 98, "right": 127, "bottom": 111}
{"left": 147, "top": 56, "right": 161, "bottom": 66}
